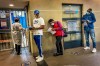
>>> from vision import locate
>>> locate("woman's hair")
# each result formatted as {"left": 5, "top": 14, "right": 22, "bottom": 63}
{"left": 48, "top": 19, "right": 54, "bottom": 24}
{"left": 15, "top": 18, "right": 19, "bottom": 22}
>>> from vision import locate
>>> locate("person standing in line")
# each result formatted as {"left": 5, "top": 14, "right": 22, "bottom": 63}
{"left": 12, "top": 18, "right": 23, "bottom": 55}
{"left": 82, "top": 8, "right": 96, "bottom": 53}
{"left": 48, "top": 19, "right": 64, "bottom": 56}
{"left": 29, "top": 10, "right": 45, "bottom": 62}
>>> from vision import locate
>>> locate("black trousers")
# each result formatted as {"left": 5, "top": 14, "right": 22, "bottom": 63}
{"left": 15, "top": 44, "right": 21, "bottom": 55}
{"left": 56, "top": 36, "right": 63, "bottom": 54}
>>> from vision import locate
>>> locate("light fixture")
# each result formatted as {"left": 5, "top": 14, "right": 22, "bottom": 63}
{"left": 9, "top": 4, "right": 14, "bottom": 7}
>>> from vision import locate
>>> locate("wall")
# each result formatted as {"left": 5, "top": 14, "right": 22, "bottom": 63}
{"left": 28, "top": 0, "right": 100, "bottom": 54}
{"left": 63, "top": 0, "right": 100, "bottom": 42}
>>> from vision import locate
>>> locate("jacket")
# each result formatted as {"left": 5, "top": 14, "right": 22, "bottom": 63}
{"left": 82, "top": 12, "right": 96, "bottom": 30}
{"left": 53, "top": 21, "right": 64, "bottom": 36}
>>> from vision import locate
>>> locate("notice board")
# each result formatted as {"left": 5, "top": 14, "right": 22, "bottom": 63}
{"left": 0, "top": 10, "right": 11, "bottom": 33}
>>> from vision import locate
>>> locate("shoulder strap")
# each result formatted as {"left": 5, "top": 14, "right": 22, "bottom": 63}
{"left": 57, "top": 21, "right": 61, "bottom": 28}
{"left": 56, "top": 21, "right": 63, "bottom": 30}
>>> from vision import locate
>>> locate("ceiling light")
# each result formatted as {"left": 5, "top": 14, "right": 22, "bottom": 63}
{"left": 9, "top": 4, "right": 14, "bottom": 7}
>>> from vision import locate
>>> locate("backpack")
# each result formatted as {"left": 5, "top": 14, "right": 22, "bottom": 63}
{"left": 57, "top": 22, "right": 68, "bottom": 37}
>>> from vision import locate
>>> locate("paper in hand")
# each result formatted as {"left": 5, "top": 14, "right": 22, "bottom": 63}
{"left": 47, "top": 27, "right": 52, "bottom": 32}
{"left": 47, "top": 27, "right": 56, "bottom": 35}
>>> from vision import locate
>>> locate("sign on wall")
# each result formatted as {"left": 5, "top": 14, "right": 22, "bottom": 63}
{"left": 67, "top": 20, "right": 77, "bottom": 31}
{"left": 0, "top": 10, "right": 11, "bottom": 33}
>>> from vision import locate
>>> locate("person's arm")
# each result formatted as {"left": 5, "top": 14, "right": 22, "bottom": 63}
{"left": 19, "top": 24, "right": 23, "bottom": 30}
{"left": 90, "top": 13, "right": 96, "bottom": 23}
{"left": 32, "top": 25, "right": 45, "bottom": 30}
{"left": 82, "top": 15, "right": 86, "bottom": 23}
{"left": 86, "top": 13, "right": 96, "bottom": 24}
{"left": 11, "top": 24, "right": 14, "bottom": 31}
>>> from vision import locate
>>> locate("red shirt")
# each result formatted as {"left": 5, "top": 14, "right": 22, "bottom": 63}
{"left": 53, "top": 21, "right": 64, "bottom": 36}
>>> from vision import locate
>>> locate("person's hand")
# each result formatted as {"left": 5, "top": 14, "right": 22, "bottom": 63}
{"left": 82, "top": 20, "right": 86, "bottom": 23}
{"left": 52, "top": 28, "right": 55, "bottom": 31}
{"left": 19, "top": 27, "right": 22, "bottom": 30}
{"left": 86, "top": 20, "right": 91, "bottom": 23}
{"left": 29, "top": 27, "right": 33, "bottom": 30}
{"left": 82, "top": 20, "right": 85, "bottom": 22}
{"left": 13, "top": 31, "right": 17, "bottom": 35}
{"left": 29, "top": 27, "right": 35, "bottom": 30}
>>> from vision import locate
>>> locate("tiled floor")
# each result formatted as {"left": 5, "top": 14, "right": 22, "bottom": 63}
{"left": 0, "top": 48, "right": 37, "bottom": 66}
{"left": 44, "top": 46, "right": 100, "bottom": 66}
{"left": 1, "top": 44, "right": 100, "bottom": 66}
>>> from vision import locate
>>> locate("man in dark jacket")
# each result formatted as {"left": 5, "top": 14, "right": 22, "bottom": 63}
{"left": 82, "top": 8, "right": 96, "bottom": 53}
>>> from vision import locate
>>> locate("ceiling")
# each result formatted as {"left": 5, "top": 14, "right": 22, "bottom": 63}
{"left": 0, "top": 0, "right": 29, "bottom": 9}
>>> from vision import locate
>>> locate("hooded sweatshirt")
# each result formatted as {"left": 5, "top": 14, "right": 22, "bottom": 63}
{"left": 82, "top": 12, "right": 96, "bottom": 30}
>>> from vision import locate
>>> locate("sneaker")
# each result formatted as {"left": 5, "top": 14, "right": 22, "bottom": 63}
{"left": 36, "top": 55, "right": 44, "bottom": 59}
{"left": 92, "top": 48, "right": 97, "bottom": 53}
{"left": 53, "top": 53, "right": 60, "bottom": 56}
{"left": 84, "top": 47, "right": 90, "bottom": 50}
{"left": 36, "top": 57, "right": 43, "bottom": 62}
{"left": 36, "top": 56, "right": 40, "bottom": 59}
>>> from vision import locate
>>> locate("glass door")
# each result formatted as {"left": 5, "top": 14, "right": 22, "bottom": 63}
{"left": 62, "top": 4, "right": 83, "bottom": 49}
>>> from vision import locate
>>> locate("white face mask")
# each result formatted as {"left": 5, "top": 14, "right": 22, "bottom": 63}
{"left": 86, "top": 12, "right": 90, "bottom": 14}
{"left": 51, "top": 23, "right": 54, "bottom": 25}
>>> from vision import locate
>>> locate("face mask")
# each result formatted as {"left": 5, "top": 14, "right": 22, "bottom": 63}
{"left": 86, "top": 12, "right": 90, "bottom": 14}
{"left": 51, "top": 23, "right": 54, "bottom": 25}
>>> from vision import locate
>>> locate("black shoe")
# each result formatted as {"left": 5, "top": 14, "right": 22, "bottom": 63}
{"left": 59, "top": 53, "right": 63, "bottom": 55}
{"left": 17, "top": 53, "right": 21, "bottom": 55}
{"left": 53, "top": 53, "right": 60, "bottom": 56}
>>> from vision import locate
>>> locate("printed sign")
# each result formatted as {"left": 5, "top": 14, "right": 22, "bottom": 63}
{"left": 0, "top": 11, "right": 6, "bottom": 18}
{"left": 67, "top": 20, "right": 77, "bottom": 31}
{"left": 1, "top": 20, "right": 7, "bottom": 28}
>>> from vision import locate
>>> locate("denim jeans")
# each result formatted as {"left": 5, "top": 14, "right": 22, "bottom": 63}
{"left": 33, "top": 35, "right": 43, "bottom": 57}
{"left": 84, "top": 29, "right": 96, "bottom": 48}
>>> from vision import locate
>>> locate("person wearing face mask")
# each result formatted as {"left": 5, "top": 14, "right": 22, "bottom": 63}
{"left": 82, "top": 8, "right": 96, "bottom": 53}
{"left": 48, "top": 19, "right": 64, "bottom": 56}
{"left": 12, "top": 18, "right": 23, "bottom": 55}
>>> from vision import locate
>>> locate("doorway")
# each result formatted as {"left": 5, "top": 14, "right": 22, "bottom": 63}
{"left": 10, "top": 10, "right": 28, "bottom": 48}
{"left": 62, "top": 4, "right": 83, "bottom": 49}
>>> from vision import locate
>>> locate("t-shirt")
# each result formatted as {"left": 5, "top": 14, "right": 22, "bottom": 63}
{"left": 33, "top": 17, "right": 45, "bottom": 35}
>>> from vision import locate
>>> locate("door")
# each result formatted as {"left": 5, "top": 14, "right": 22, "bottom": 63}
{"left": 62, "top": 4, "right": 83, "bottom": 49}
{"left": 10, "top": 10, "right": 28, "bottom": 47}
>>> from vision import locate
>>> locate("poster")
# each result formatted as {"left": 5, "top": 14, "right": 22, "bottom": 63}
{"left": 0, "top": 10, "right": 10, "bottom": 33}
{"left": 67, "top": 20, "right": 77, "bottom": 31}
{"left": 1, "top": 20, "right": 7, "bottom": 28}
{"left": 0, "top": 11, "right": 6, "bottom": 18}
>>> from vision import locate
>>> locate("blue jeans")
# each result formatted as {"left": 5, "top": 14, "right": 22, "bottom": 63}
{"left": 33, "top": 35, "right": 43, "bottom": 57}
{"left": 84, "top": 29, "right": 96, "bottom": 48}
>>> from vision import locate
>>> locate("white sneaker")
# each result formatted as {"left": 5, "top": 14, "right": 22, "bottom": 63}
{"left": 92, "top": 48, "right": 97, "bottom": 53}
{"left": 36, "top": 56, "right": 40, "bottom": 59}
{"left": 84, "top": 47, "right": 90, "bottom": 50}
{"left": 36, "top": 57, "right": 43, "bottom": 62}
{"left": 36, "top": 55, "right": 44, "bottom": 59}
